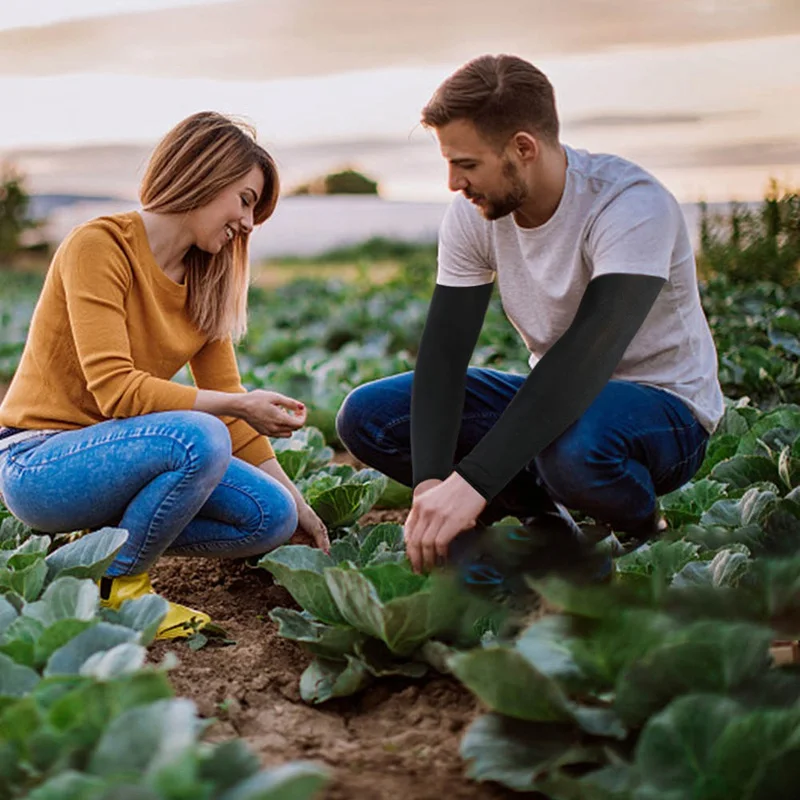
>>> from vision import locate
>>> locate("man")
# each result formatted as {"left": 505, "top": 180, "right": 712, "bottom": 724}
{"left": 336, "top": 54, "right": 723, "bottom": 574}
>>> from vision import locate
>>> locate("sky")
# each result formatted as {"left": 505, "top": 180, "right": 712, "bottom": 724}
{"left": 0, "top": 0, "right": 798, "bottom": 203}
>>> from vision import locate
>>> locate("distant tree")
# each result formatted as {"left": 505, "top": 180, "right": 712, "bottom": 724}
{"left": 0, "top": 165, "right": 39, "bottom": 260}
{"left": 323, "top": 169, "right": 378, "bottom": 195}
{"left": 290, "top": 167, "right": 379, "bottom": 196}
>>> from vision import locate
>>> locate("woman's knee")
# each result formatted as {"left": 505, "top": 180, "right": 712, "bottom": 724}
{"left": 173, "top": 411, "right": 232, "bottom": 477}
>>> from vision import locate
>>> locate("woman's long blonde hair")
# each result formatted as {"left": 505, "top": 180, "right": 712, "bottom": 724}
{"left": 139, "top": 112, "right": 279, "bottom": 341}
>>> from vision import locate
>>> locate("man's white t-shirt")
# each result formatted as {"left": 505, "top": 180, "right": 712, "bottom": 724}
{"left": 436, "top": 144, "right": 724, "bottom": 433}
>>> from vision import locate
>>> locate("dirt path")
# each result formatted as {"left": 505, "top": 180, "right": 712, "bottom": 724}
{"left": 150, "top": 527, "right": 517, "bottom": 800}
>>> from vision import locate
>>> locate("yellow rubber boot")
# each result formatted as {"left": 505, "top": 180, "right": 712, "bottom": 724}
{"left": 99, "top": 573, "right": 211, "bottom": 640}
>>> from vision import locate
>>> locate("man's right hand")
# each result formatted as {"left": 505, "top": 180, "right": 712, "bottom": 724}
{"left": 413, "top": 478, "right": 443, "bottom": 499}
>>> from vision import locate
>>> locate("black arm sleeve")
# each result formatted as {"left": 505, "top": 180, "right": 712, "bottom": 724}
{"left": 410, "top": 282, "right": 494, "bottom": 488}
{"left": 452, "top": 272, "right": 667, "bottom": 501}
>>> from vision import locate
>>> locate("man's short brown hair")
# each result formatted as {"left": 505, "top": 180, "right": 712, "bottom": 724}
{"left": 421, "top": 54, "right": 559, "bottom": 149}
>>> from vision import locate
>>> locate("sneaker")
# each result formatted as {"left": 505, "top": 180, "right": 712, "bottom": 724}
{"left": 99, "top": 573, "right": 211, "bottom": 640}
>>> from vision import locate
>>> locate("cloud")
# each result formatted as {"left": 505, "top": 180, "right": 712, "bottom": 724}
{"left": 9, "top": 133, "right": 800, "bottom": 203}
{"left": 566, "top": 110, "right": 753, "bottom": 130}
{"left": 0, "top": 0, "right": 797, "bottom": 79}
{"left": 634, "top": 139, "right": 800, "bottom": 169}
{"left": 0, "top": 0, "right": 234, "bottom": 32}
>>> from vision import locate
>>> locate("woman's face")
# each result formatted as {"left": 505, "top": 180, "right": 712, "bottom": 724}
{"left": 192, "top": 164, "right": 265, "bottom": 254}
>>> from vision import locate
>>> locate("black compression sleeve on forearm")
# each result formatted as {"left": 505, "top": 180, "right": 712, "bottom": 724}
{"left": 453, "top": 273, "right": 667, "bottom": 502}
{"left": 410, "top": 282, "right": 494, "bottom": 488}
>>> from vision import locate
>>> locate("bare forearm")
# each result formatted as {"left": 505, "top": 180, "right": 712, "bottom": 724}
{"left": 192, "top": 388, "right": 248, "bottom": 418}
{"left": 193, "top": 388, "right": 305, "bottom": 439}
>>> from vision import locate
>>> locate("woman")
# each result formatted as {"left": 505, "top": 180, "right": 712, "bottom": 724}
{"left": 0, "top": 112, "right": 330, "bottom": 639}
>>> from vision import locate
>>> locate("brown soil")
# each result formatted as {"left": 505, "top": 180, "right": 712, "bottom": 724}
{"left": 149, "top": 510, "right": 518, "bottom": 800}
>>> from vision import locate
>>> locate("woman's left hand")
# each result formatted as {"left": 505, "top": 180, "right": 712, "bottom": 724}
{"left": 294, "top": 501, "right": 330, "bottom": 554}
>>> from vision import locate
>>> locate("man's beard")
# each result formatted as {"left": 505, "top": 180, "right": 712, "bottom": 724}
{"left": 477, "top": 159, "right": 529, "bottom": 221}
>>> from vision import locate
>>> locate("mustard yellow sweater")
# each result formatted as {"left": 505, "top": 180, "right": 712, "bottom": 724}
{"left": 0, "top": 211, "right": 274, "bottom": 465}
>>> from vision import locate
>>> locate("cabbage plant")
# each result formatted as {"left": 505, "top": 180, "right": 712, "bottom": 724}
{"left": 296, "top": 466, "right": 388, "bottom": 531}
{"left": 271, "top": 426, "right": 333, "bottom": 481}
{"left": 450, "top": 556, "right": 800, "bottom": 798}
{"left": 259, "top": 525, "right": 505, "bottom": 703}
{"left": 0, "top": 512, "right": 329, "bottom": 800}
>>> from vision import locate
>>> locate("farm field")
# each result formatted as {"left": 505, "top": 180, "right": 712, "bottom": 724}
{"left": 1, "top": 216, "right": 800, "bottom": 798}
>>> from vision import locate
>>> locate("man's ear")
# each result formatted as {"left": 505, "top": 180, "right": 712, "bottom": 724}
{"left": 511, "top": 131, "right": 540, "bottom": 163}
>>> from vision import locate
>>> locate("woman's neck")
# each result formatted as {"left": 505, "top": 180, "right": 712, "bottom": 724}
{"left": 138, "top": 210, "right": 194, "bottom": 284}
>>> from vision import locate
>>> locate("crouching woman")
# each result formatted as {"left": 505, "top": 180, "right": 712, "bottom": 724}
{"left": 0, "top": 112, "right": 329, "bottom": 638}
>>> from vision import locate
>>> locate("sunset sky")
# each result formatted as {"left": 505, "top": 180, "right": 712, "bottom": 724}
{"left": 0, "top": 0, "right": 798, "bottom": 202}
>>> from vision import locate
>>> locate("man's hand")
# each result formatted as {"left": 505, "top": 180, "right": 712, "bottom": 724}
{"left": 404, "top": 472, "right": 487, "bottom": 573}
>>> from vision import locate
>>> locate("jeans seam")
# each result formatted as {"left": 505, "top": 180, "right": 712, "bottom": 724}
{"left": 125, "top": 438, "right": 202, "bottom": 570}
{"left": 634, "top": 421, "right": 698, "bottom": 437}
{"left": 376, "top": 411, "right": 498, "bottom": 447}
{"left": 624, "top": 460, "right": 658, "bottom": 520}
{"left": 213, "top": 479, "right": 267, "bottom": 534}
{"left": 8, "top": 430, "right": 198, "bottom": 469}
{"left": 168, "top": 526, "right": 273, "bottom": 554}
{"left": 653, "top": 436, "right": 708, "bottom": 486}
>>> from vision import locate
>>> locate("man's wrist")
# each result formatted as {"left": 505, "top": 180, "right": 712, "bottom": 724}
{"left": 413, "top": 478, "right": 443, "bottom": 498}
{"left": 452, "top": 465, "right": 492, "bottom": 502}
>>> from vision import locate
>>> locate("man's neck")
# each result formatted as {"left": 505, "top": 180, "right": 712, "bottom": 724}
{"left": 513, "top": 144, "right": 568, "bottom": 229}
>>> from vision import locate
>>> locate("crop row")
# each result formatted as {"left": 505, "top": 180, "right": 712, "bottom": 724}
{"left": 0, "top": 510, "right": 329, "bottom": 800}
{"left": 261, "top": 392, "right": 800, "bottom": 797}
{"left": 2, "top": 269, "right": 797, "bottom": 444}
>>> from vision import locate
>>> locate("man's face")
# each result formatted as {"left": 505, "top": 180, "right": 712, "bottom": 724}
{"left": 436, "top": 119, "right": 529, "bottom": 221}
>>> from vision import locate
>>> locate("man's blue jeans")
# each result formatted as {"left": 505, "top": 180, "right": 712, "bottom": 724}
{"left": 336, "top": 368, "right": 710, "bottom": 532}
{"left": 0, "top": 411, "right": 297, "bottom": 577}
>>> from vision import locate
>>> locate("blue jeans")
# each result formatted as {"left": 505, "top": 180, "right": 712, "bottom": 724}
{"left": 0, "top": 411, "right": 297, "bottom": 577}
{"left": 336, "top": 368, "right": 709, "bottom": 532}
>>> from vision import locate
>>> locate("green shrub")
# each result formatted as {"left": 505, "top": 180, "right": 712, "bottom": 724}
{"left": 698, "top": 181, "right": 800, "bottom": 287}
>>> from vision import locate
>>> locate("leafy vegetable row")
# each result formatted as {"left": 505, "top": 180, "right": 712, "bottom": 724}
{"left": 0, "top": 510, "right": 329, "bottom": 800}
{"left": 262, "top": 398, "right": 800, "bottom": 799}
{"left": 445, "top": 398, "right": 800, "bottom": 797}
{"left": 3, "top": 270, "right": 797, "bottom": 443}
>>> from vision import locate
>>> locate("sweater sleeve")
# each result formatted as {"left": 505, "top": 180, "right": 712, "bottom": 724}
{"left": 60, "top": 226, "right": 199, "bottom": 417}
{"left": 189, "top": 337, "right": 275, "bottom": 464}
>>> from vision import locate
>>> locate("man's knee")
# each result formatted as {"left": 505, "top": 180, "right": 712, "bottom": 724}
{"left": 536, "top": 423, "right": 619, "bottom": 506}
{"left": 336, "top": 384, "right": 369, "bottom": 450}
{"left": 335, "top": 378, "right": 396, "bottom": 450}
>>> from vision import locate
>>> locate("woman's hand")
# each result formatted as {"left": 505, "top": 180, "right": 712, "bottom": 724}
{"left": 257, "top": 457, "right": 330, "bottom": 554}
{"left": 294, "top": 501, "right": 331, "bottom": 553}
{"left": 241, "top": 390, "right": 306, "bottom": 438}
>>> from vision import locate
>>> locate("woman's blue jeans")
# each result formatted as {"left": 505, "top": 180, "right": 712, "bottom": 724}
{"left": 0, "top": 411, "right": 297, "bottom": 577}
{"left": 336, "top": 368, "right": 710, "bottom": 532}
